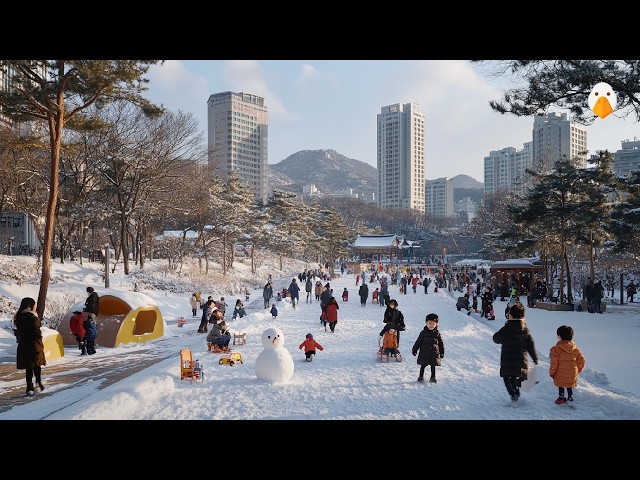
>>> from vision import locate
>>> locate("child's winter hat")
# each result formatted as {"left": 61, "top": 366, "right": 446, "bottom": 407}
{"left": 306, "top": 333, "right": 313, "bottom": 339}
{"left": 425, "top": 313, "right": 439, "bottom": 323}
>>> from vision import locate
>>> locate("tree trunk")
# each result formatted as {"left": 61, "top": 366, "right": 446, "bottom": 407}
{"left": 121, "top": 215, "right": 130, "bottom": 275}
{"left": 588, "top": 227, "right": 595, "bottom": 291}
{"left": 37, "top": 123, "right": 64, "bottom": 320}
{"left": 564, "top": 248, "right": 572, "bottom": 303}
{"left": 223, "top": 231, "right": 227, "bottom": 276}
{"left": 251, "top": 244, "right": 255, "bottom": 273}
{"left": 202, "top": 236, "right": 209, "bottom": 274}
{"left": 559, "top": 233, "right": 566, "bottom": 304}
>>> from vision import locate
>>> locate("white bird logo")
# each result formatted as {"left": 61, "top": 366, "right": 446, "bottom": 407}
{"left": 588, "top": 82, "right": 617, "bottom": 119}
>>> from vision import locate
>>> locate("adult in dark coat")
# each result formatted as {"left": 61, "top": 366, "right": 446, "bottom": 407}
{"left": 422, "top": 277, "right": 430, "bottom": 294}
{"left": 358, "top": 282, "right": 369, "bottom": 306}
{"left": 379, "top": 281, "right": 389, "bottom": 307}
{"left": 456, "top": 293, "right": 471, "bottom": 314}
{"left": 593, "top": 280, "right": 604, "bottom": 314}
{"left": 584, "top": 281, "right": 595, "bottom": 310}
{"left": 481, "top": 288, "right": 495, "bottom": 319}
{"left": 626, "top": 281, "right": 636, "bottom": 303}
{"left": 492, "top": 303, "right": 539, "bottom": 402}
{"left": 320, "top": 283, "right": 332, "bottom": 311}
{"left": 305, "top": 277, "right": 313, "bottom": 303}
{"left": 381, "top": 299, "right": 405, "bottom": 347}
{"left": 84, "top": 286, "right": 99, "bottom": 323}
{"left": 288, "top": 278, "right": 300, "bottom": 308}
{"left": 14, "top": 297, "right": 46, "bottom": 396}
{"left": 198, "top": 300, "right": 215, "bottom": 333}
{"left": 263, "top": 282, "right": 273, "bottom": 309}
{"left": 412, "top": 313, "right": 445, "bottom": 382}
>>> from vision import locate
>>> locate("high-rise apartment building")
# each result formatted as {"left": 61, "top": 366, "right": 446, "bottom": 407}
{"left": 207, "top": 91, "right": 269, "bottom": 202}
{"left": 425, "top": 177, "right": 454, "bottom": 217}
{"left": 484, "top": 112, "right": 587, "bottom": 196}
{"left": 0, "top": 61, "right": 48, "bottom": 132}
{"left": 454, "top": 196, "right": 478, "bottom": 224}
{"left": 614, "top": 138, "right": 640, "bottom": 177}
{"left": 532, "top": 112, "right": 588, "bottom": 168}
{"left": 483, "top": 142, "right": 533, "bottom": 196}
{"left": 377, "top": 102, "right": 425, "bottom": 213}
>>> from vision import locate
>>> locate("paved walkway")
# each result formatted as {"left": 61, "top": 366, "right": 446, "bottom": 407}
{"left": 0, "top": 343, "right": 175, "bottom": 414}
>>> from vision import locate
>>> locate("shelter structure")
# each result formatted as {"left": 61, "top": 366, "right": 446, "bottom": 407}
{"left": 60, "top": 291, "right": 164, "bottom": 348}
{"left": 490, "top": 258, "right": 543, "bottom": 294}
{"left": 42, "top": 327, "right": 64, "bottom": 361}
{"left": 350, "top": 234, "right": 414, "bottom": 264}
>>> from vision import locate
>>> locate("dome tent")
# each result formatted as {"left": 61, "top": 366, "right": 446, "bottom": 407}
{"left": 4, "top": 327, "right": 64, "bottom": 361}
{"left": 60, "top": 291, "right": 164, "bottom": 348}
{"left": 42, "top": 327, "right": 64, "bottom": 361}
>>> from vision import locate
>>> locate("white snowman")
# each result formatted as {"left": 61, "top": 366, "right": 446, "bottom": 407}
{"left": 255, "top": 327, "right": 294, "bottom": 383}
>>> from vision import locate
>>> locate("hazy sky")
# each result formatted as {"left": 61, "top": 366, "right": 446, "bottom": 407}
{"left": 144, "top": 60, "right": 640, "bottom": 183}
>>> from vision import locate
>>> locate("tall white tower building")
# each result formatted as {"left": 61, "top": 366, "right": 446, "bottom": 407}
{"left": 377, "top": 102, "right": 425, "bottom": 213}
{"left": 484, "top": 112, "right": 588, "bottom": 197}
{"left": 425, "top": 177, "right": 454, "bottom": 217}
{"left": 483, "top": 142, "right": 533, "bottom": 196}
{"left": 532, "top": 112, "right": 587, "bottom": 168}
{"left": 614, "top": 138, "right": 640, "bottom": 177}
{"left": 207, "top": 91, "right": 269, "bottom": 202}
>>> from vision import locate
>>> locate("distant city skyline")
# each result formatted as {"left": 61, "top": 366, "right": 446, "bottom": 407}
{"left": 145, "top": 60, "right": 640, "bottom": 183}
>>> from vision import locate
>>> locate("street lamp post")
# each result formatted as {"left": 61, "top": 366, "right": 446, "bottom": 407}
{"left": 104, "top": 243, "right": 110, "bottom": 289}
{"left": 7, "top": 216, "right": 13, "bottom": 255}
{"left": 90, "top": 221, "right": 96, "bottom": 262}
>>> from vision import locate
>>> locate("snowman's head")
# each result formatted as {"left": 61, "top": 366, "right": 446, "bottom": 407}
{"left": 261, "top": 327, "right": 285, "bottom": 349}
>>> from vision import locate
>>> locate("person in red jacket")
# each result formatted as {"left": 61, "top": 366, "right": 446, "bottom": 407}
{"left": 325, "top": 296, "right": 339, "bottom": 333}
{"left": 299, "top": 333, "right": 324, "bottom": 361}
{"left": 342, "top": 287, "right": 349, "bottom": 302}
{"left": 69, "top": 311, "right": 87, "bottom": 355}
{"left": 372, "top": 288, "right": 379, "bottom": 304}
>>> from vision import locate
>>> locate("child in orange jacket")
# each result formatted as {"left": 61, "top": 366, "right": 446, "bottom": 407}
{"left": 382, "top": 327, "right": 400, "bottom": 358}
{"left": 299, "top": 333, "right": 324, "bottom": 362}
{"left": 549, "top": 325, "right": 585, "bottom": 404}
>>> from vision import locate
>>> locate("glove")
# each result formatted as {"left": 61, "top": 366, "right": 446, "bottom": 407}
{"left": 440, "top": 354, "right": 444, "bottom": 359}
{"left": 412, "top": 352, "right": 416, "bottom": 356}
{"left": 534, "top": 361, "right": 538, "bottom": 365}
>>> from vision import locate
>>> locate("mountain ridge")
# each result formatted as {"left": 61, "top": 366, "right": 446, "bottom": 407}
{"left": 268, "top": 149, "right": 483, "bottom": 202}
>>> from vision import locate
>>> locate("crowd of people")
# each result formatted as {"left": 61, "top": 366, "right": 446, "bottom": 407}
{"left": 193, "top": 265, "right": 603, "bottom": 405}
{"left": 10, "top": 263, "right": 609, "bottom": 404}
{"left": 309, "top": 265, "right": 591, "bottom": 404}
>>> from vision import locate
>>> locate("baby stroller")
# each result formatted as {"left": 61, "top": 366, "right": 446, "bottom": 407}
{"left": 505, "top": 295, "right": 522, "bottom": 319}
{"left": 377, "top": 337, "right": 402, "bottom": 363}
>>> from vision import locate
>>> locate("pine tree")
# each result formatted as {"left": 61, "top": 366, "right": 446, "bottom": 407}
{"left": 0, "top": 60, "right": 163, "bottom": 319}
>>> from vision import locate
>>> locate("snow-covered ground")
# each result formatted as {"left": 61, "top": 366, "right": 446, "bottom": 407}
{"left": 0, "top": 253, "right": 639, "bottom": 420}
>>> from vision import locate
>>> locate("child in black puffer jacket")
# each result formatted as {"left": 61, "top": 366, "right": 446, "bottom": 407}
{"left": 412, "top": 313, "right": 445, "bottom": 383}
